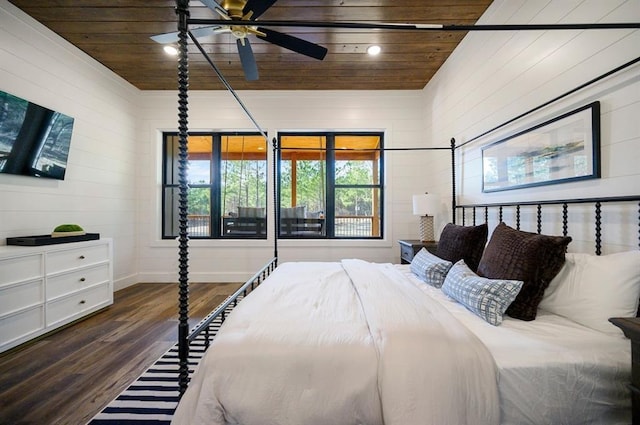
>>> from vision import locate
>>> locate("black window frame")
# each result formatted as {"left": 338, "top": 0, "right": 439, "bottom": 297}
{"left": 162, "top": 131, "right": 267, "bottom": 240}
{"left": 277, "top": 131, "right": 385, "bottom": 240}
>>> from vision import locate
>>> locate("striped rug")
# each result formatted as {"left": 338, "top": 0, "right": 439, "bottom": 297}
{"left": 88, "top": 298, "right": 240, "bottom": 425}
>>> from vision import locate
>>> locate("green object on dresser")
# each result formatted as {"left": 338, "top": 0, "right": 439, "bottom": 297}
{"left": 53, "top": 224, "right": 84, "bottom": 232}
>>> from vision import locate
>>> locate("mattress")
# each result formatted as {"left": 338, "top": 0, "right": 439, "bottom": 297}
{"left": 398, "top": 265, "right": 631, "bottom": 424}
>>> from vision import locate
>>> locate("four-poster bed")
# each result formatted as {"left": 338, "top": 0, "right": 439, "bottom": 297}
{"left": 166, "top": 1, "right": 640, "bottom": 423}
{"left": 170, "top": 194, "right": 640, "bottom": 425}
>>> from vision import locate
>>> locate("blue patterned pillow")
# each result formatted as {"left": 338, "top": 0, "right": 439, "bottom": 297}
{"left": 442, "top": 260, "right": 523, "bottom": 326}
{"left": 409, "top": 248, "right": 453, "bottom": 288}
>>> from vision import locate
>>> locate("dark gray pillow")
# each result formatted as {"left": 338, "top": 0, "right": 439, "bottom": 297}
{"left": 436, "top": 223, "right": 488, "bottom": 272}
{"left": 477, "top": 222, "right": 572, "bottom": 321}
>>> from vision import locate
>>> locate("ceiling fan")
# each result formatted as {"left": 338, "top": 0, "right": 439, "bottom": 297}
{"left": 151, "top": 0, "right": 328, "bottom": 81}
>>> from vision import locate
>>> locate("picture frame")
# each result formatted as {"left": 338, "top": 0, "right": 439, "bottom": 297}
{"left": 482, "top": 101, "right": 600, "bottom": 192}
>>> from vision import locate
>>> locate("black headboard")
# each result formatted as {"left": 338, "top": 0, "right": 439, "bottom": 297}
{"left": 455, "top": 195, "right": 640, "bottom": 317}
{"left": 455, "top": 195, "right": 640, "bottom": 255}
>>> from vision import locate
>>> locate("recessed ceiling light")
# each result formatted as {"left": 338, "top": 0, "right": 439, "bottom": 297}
{"left": 367, "top": 45, "right": 381, "bottom": 56}
{"left": 163, "top": 45, "right": 179, "bottom": 56}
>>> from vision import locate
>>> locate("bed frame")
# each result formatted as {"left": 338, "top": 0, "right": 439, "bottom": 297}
{"left": 175, "top": 195, "right": 640, "bottom": 398}
{"left": 175, "top": 166, "right": 640, "bottom": 396}
{"left": 169, "top": 0, "right": 640, "bottom": 398}
{"left": 456, "top": 196, "right": 640, "bottom": 255}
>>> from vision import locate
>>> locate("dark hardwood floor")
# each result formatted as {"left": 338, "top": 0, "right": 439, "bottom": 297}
{"left": 0, "top": 282, "right": 241, "bottom": 425}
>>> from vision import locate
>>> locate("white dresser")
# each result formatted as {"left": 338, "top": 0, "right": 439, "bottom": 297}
{"left": 0, "top": 238, "right": 113, "bottom": 353}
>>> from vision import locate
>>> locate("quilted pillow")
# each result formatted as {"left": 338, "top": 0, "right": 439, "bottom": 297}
{"left": 436, "top": 223, "right": 488, "bottom": 272}
{"left": 442, "top": 260, "right": 523, "bottom": 326}
{"left": 281, "top": 205, "right": 306, "bottom": 219}
{"left": 409, "top": 248, "right": 453, "bottom": 288}
{"left": 237, "top": 206, "right": 265, "bottom": 218}
{"left": 539, "top": 251, "right": 640, "bottom": 335}
{"left": 477, "top": 223, "right": 572, "bottom": 321}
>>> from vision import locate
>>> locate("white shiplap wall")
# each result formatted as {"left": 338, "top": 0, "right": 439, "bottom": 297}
{"left": 136, "top": 90, "right": 428, "bottom": 282}
{"left": 0, "top": 1, "right": 139, "bottom": 289}
{"left": 422, "top": 0, "right": 640, "bottom": 253}
{"left": 2, "top": 0, "right": 638, "bottom": 286}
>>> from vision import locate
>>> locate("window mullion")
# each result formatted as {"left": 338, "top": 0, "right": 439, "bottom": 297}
{"left": 211, "top": 134, "right": 222, "bottom": 237}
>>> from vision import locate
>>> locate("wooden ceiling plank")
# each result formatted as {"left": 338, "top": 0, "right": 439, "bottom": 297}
{"left": 7, "top": 0, "right": 492, "bottom": 90}
{"left": 63, "top": 31, "right": 466, "bottom": 45}
{"left": 10, "top": 5, "right": 488, "bottom": 22}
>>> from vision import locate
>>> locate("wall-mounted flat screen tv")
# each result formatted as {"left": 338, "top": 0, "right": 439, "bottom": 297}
{"left": 0, "top": 89, "right": 74, "bottom": 180}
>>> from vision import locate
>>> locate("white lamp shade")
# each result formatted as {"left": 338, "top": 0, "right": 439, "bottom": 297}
{"left": 412, "top": 193, "right": 439, "bottom": 216}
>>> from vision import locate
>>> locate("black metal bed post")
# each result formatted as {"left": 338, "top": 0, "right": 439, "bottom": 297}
{"left": 272, "top": 137, "right": 278, "bottom": 262}
{"left": 175, "top": 0, "right": 190, "bottom": 397}
{"left": 450, "top": 138, "right": 456, "bottom": 224}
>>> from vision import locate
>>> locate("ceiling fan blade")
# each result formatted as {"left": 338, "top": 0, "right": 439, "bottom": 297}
{"left": 150, "top": 31, "right": 181, "bottom": 44}
{"left": 243, "top": 0, "right": 278, "bottom": 20}
{"left": 151, "top": 25, "right": 223, "bottom": 44}
{"left": 237, "top": 38, "right": 259, "bottom": 81}
{"left": 256, "top": 27, "right": 327, "bottom": 60}
{"left": 200, "top": 0, "right": 230, "bottom": 18}
{"left": 190, "top": 25, "right": 228, "bottom": 38}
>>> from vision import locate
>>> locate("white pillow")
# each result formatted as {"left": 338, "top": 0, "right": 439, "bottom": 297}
{"left": 539, "top": 251, "right": 640, "bottom": 335}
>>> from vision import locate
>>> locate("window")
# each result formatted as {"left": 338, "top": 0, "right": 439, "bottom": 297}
{"left": 163, "top": 132, "right": 267, "bottom": 239}
{"left": 278, "top": 132, "right": 384, "bottom": 239}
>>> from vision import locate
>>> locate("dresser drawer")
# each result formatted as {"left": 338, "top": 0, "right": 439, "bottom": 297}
{"left": 0, "top": 305, "right": 45, "bottom": 350}
{"left": 47, "top": 264, "right": 111, "bottom": 301}
{"left": 0, "top": 239, "right": 113, "bottom": 354}
{"left": 0, "top": 254, "right": 43, "bottom": 285}
{"left": 0, "top": 279, "right": 45, "bottom": 317}
{"left": 46, "top": 282, "right": 111, "bottom": 327}
{"left": 46, "top": 243, "right": 109, "bottom": 274}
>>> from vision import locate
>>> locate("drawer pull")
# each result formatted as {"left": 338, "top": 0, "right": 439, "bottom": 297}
{"left": 79, "top": 255, "right": 86, "bottom": 260}
{"left": 79, "top": 300, "right": 86, "bottom": 305}
{"left": 80, "top": 277, "right": 86, "bottom": 282}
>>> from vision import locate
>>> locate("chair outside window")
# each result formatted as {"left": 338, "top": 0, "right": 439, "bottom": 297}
{"left": 278, "top": 132, "right": 383, "bottom": 239}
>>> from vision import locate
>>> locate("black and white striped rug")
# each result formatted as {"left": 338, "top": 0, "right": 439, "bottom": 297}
{"left": 88, "top": 298, "right": 239, "bottom": 425}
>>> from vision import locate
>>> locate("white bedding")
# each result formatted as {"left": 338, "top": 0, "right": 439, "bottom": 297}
{"left": 172, "top": 260, "right": 499, "bottom": 425}
{"left": 172, "top": 261, "right": 631, "bottom": 425}
{"left": 399, "top": 265, "right": 632, "bottom": 425}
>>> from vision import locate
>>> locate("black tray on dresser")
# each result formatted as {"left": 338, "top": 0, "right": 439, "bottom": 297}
{"left": 7, "top": 233, "right": 100, "bottom": 246}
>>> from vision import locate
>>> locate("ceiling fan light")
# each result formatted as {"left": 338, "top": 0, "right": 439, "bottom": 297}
{"left": 163, "top": 45, "right": 179, "bottom": 56}
{"left": 367, "top": 45, "right": 381, "bottom": 56}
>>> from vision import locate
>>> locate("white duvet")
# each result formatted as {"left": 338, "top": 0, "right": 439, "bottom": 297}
{"left": 399, "top": 266, "right": 631, "bottom": 425}
{"left": 172, "top": 260, "right": 500, "bottom": 425}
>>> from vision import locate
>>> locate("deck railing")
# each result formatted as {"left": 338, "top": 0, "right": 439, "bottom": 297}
{"left": 187, "top": 214, "right": 381, "bottom": 237}
{"left": 187, "top": 214, "right": 210, "bottom": 237}
{"left": 335, "top": 215, "right": 379, "bottom": 237}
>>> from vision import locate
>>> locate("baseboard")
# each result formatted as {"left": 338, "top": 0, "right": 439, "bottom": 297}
{"left": 113, "top": 273, "right": 138, "bottom": 291}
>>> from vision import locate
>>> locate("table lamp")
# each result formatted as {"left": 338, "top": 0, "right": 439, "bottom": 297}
{"left": 412, "top": 193, "right": 438, "bottom": 242}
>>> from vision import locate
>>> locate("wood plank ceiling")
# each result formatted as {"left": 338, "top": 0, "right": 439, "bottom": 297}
{"left": 8, "top": 0, "right": 493, "bottom": 91}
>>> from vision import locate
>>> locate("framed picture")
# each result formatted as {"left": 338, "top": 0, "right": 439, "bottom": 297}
{"left": 482, "top": 101, "right": 600, "bottom": 192}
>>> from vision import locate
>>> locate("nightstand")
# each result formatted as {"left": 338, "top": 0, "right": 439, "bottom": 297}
{"left": 609, "top": 317, "right": 640, "bottom": 424}
{"left": 398, "top": 239, "right": 438, "bottom": 264}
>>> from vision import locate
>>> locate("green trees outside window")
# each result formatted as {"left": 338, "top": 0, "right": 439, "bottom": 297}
{"left": 162, "top": 132, "right": 267, "bottom": 239}
{"left": 162, "top": 131, "right": 384, "bottom": 240}
{"left": 278, "top": 132, "right": 384, "bottom": 239}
